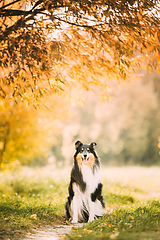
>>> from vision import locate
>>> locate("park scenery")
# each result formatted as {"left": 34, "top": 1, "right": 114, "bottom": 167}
{"left": 0, "top": 0, "right": 160, "bottom": 239}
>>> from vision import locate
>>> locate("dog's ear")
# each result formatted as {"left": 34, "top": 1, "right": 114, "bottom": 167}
{"left": 75, "top": 140, "right": 83, "bottom": 149}
{"left": 90, "top": 142, "right": 97, "bottom": 149}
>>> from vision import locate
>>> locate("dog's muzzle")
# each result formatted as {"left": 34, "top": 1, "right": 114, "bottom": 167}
{"left": 82, "top": 154, "right": 89, "bottom": 163}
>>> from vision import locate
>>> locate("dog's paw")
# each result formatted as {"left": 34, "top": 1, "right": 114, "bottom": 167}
{"left": 88, "top": 217, "right": 94, "bottom": 223}
{"left": 71, "top": 219, "right": 78, "bottom": 224}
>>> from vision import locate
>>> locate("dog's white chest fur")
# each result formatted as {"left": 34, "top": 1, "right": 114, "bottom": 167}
{"left": 81, "top": 164, "right": 100, "bottom": 194}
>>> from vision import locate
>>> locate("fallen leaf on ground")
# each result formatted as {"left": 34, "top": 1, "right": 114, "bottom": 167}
{"left": 83, "top": 229, "right": 92, "bottom": 233}
{"left": 110, "top": 232, "right": 119, "bottom": 239}
{"left": 30, "top": 214, "right": 37, "bottom": 220}
{"left": 71, "top": 226, "right": 76, "bottom": 230}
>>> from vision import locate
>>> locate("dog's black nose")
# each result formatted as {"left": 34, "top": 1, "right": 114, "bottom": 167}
{"left": 84, "top": 154, "right": 87, "bottom": 158}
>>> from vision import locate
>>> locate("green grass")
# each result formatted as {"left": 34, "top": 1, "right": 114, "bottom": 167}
{"left": 0, "top": 166, "right": 160, "bottom": 239}
{"left": 0, "top": 166, "right": 68, "bottom": 239}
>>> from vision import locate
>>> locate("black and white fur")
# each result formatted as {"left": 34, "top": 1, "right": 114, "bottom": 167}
{"left": 65, "top": 140, "right": 105, "bottom": 223}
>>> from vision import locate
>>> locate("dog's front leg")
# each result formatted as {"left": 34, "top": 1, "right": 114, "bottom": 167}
{"left": 71, "top": 195, "right": 79, "bottom": 223}
{"left": 88, "top": 198, "right": 95, "bottom": 222}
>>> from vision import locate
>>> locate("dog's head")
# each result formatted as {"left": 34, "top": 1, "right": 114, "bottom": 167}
{"left": 74, "top": 140, "right": 99, "bottom": 167}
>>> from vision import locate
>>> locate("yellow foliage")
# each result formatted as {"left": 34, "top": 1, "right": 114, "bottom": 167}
{"left": 0, "top": 92, "right": 70, "bottom": 169}
{"left": 0, "top": 0, "right": 160, "bottom": 103}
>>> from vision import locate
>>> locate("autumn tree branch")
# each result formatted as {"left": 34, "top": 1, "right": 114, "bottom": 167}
{"left": 0, "top": 0, "right": 21, "bottom": 10}
{"left": 0, "top": 0, "right": 159, "bottom": 103}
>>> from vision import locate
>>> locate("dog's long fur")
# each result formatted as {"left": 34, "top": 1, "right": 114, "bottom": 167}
{"left": 65, "top": 140, "right": 105, "bottom": 223}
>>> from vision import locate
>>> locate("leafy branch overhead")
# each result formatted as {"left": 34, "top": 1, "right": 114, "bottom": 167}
{"left": 0, "top": 0, "right": 160, "bottom": 103}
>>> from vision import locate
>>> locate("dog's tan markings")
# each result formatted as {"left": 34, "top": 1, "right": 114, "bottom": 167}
{"left": 72, "top": 182, "right": 76, "bottom": 191}
{"left": 72, "top": 182, "right": 80, "bottom": 194}
{"left": 76, "top": 153, "right": 83, "bottom": 165}
{"left": 86, "top": 153, "right": 94, "bottom": 166}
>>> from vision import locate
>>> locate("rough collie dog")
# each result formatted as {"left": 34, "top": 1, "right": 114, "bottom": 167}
{"left": 65, "top": 140, "right": 105, "bottom": 223}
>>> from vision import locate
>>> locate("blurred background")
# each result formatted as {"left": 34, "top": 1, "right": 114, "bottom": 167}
{"left": 1, "top": 70, "right": 160, "bottom": 169}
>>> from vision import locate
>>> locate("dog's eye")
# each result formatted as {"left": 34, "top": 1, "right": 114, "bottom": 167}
{"left": 80, "top": 148, "right": 84, "bottom": 153}
{"left": 87, "top": 148, "right": 90, "bottom": 153}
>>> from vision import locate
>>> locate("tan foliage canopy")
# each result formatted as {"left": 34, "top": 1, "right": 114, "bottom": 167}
{"left": 0, "top": 0, "right": 160, "bottom": 103}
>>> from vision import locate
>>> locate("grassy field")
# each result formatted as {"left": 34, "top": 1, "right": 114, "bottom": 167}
{"left": 0, "top": 166, "right": 160, "bottom": 239}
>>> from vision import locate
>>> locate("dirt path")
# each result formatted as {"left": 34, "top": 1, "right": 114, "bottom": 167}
{"left": 23, "top": 223, "right": 83, "bottom": 240}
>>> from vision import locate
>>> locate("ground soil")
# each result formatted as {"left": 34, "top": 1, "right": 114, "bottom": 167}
{"left": 23, "top": 223, "right": 83, "bottom": 240}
